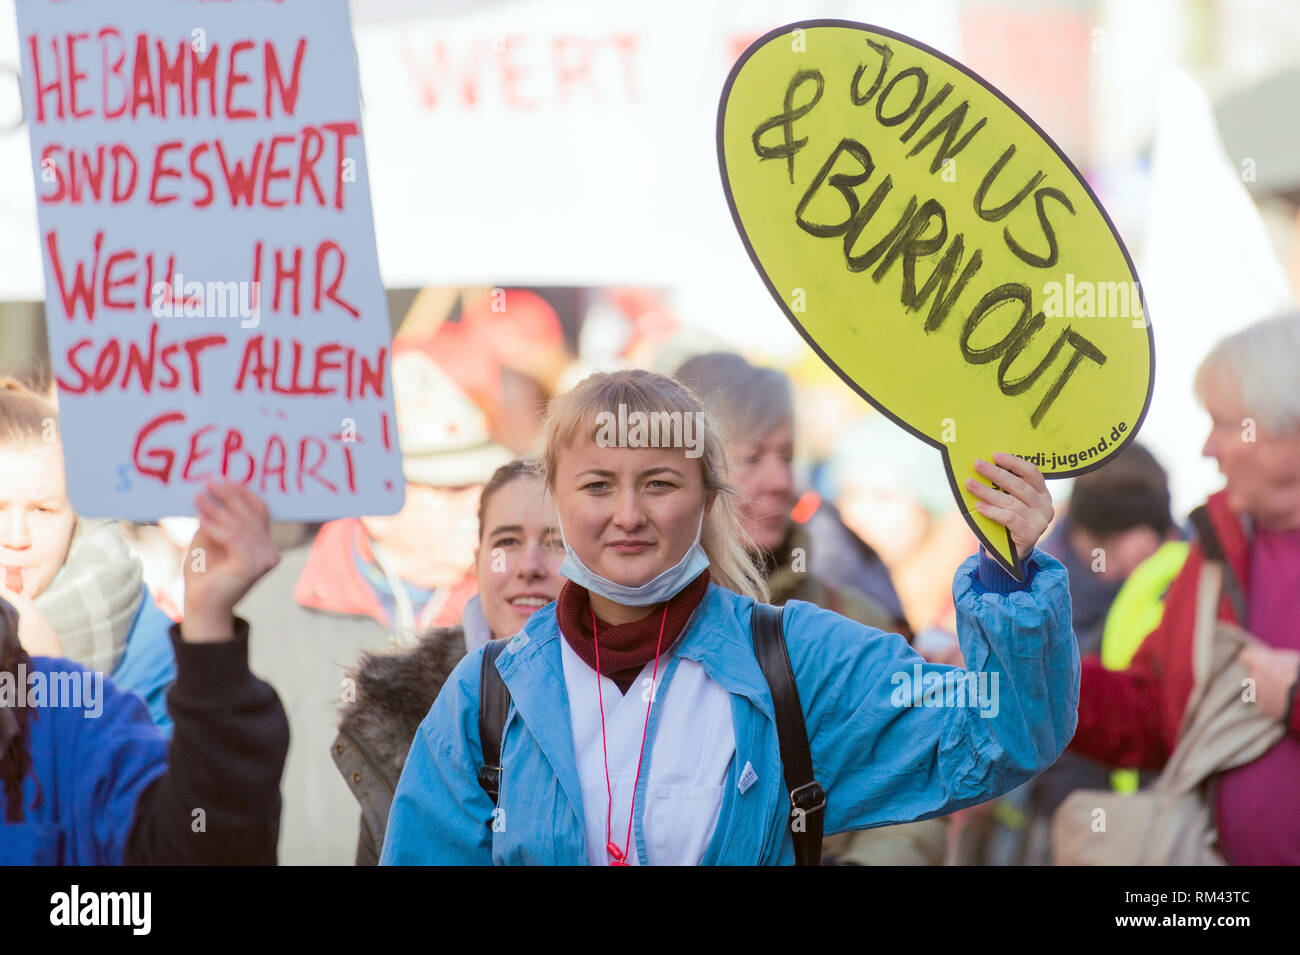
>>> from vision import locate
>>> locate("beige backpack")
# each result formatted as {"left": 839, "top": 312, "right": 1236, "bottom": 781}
{"left": 1051, "top": 561, "right": 1285, "bottom": 865}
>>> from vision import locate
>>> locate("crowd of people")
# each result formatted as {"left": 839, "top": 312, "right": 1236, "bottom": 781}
{"left": 1, "top": 287, "right": 1297, "bottom": 866}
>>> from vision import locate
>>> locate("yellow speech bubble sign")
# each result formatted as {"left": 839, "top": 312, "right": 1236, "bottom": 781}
{"left": 718, "top": 21, "right": 1154, "bottom": 579}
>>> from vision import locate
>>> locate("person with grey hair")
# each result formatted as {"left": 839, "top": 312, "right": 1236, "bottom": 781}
{"left": 673, "top": 352, "right": 908, "bottom": 636}
{"left": 675, "top": 352, "right": 950, "bottom": 865}
{"left": 1067, "top": 310, "right": 1300, "bottom": 864}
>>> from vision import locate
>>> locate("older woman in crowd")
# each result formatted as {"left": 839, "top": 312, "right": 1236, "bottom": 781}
{"left": 1069, "top": 311, "right": 1300, "bottom": 865}
{"left": 673, "top": 353, "right": 907, "bottom": 635}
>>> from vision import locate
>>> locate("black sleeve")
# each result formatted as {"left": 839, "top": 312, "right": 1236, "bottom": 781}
{"left": 123, "top": 618, "right": 290, "bottom": 865}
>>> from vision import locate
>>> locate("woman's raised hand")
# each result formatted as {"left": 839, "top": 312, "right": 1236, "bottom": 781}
{"left": 964, "top": 452, "right": 1054, "bottom": 564}
{"left": 181, "top": 481, "right": 280, "bottom": 643}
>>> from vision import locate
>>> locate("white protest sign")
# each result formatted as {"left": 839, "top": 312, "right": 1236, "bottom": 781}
{"left": 16, "top": 0, "right": 404, "bottom": 520}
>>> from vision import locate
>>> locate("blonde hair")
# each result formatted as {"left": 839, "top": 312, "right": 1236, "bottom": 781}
{"left": 541, "top": 369, "right": 769, "bottom": 602}
{"left": 1195, "top": 311, "right": 1300, "bottom": 436}
{"left": 0, "top": 377, "right": 59, "bottom": 448}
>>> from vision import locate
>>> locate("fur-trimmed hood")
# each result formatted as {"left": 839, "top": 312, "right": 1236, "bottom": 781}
{"left": 337, "top": 625, "right": 469, "bottom": 788}
{"left": 333, "top": 625, "right": 470, "bottom": 864}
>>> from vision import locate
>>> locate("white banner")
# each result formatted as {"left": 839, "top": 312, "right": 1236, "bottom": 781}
{"left": 4, "top": 1, "right": 959, "bottom": 348}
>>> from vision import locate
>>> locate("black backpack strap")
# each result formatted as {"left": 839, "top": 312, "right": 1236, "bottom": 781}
{"left": 751, "top": 602, "right": 825, "bottom": 866}
{"left": 1188, "top": 505, "right": 1248, "bottom": 624}
{"left": 477, "top": 639, "right": 512, "bottom": 807}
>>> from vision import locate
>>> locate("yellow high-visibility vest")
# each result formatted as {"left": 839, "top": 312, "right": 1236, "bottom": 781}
{"left": 1099, "top": 540, "right": 1191, "bottom": 792}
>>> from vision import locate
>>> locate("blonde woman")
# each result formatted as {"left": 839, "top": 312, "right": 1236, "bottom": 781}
{"left": 382, "top": 369, "right": 1079, "bottom": 865}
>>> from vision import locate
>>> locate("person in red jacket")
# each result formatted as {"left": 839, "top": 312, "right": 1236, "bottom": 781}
{"left": 1070, "top": 312, "right": 1300, "bottom": 865}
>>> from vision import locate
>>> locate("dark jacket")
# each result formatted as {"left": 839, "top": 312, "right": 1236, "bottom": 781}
{"left": 799, "top": 496, "right": 910, "bottom": 635}
{"left": 0, "top": 618, "right": 289, "bottom": 865}
{"left": 765, "top": 518, "right": 908, "bottom": 638}
{"left": 333, "top": 625, "right": 468, "bottom": 865}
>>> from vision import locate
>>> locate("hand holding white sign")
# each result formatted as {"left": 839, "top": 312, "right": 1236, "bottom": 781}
{"left": 180, "top": 482, "right": 280, "bottom": 644}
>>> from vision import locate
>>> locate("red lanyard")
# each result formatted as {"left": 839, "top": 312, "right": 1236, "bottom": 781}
{"left": 591, "top": 603, "right": 669, "bottom": 866}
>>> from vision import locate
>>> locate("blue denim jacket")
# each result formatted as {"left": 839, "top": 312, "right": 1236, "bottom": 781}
{"left": 382, "top": 550, "right": 1079, "bottom": 865}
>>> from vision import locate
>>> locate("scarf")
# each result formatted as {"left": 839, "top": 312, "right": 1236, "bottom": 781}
{"left": 33, "top": 519, "right": 144, "bottom": 675}
{"left": 556, "top": 570, "right": 710, "bottom": 693}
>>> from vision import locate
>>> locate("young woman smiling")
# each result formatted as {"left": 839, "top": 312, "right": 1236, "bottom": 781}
{"left": 382, "top": 369, "right": 1080, "bottom": 866}
{"left": 335, "top": 460, "right": 565, "bottom": 863}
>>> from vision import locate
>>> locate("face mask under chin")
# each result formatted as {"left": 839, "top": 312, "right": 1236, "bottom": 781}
{"left": 556, "top": 508, "right": 710, "bottom": 606}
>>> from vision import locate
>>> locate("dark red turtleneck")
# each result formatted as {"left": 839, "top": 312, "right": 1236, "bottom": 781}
{"left": 556, "top": 570, "right": 711, "bottom": 693}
